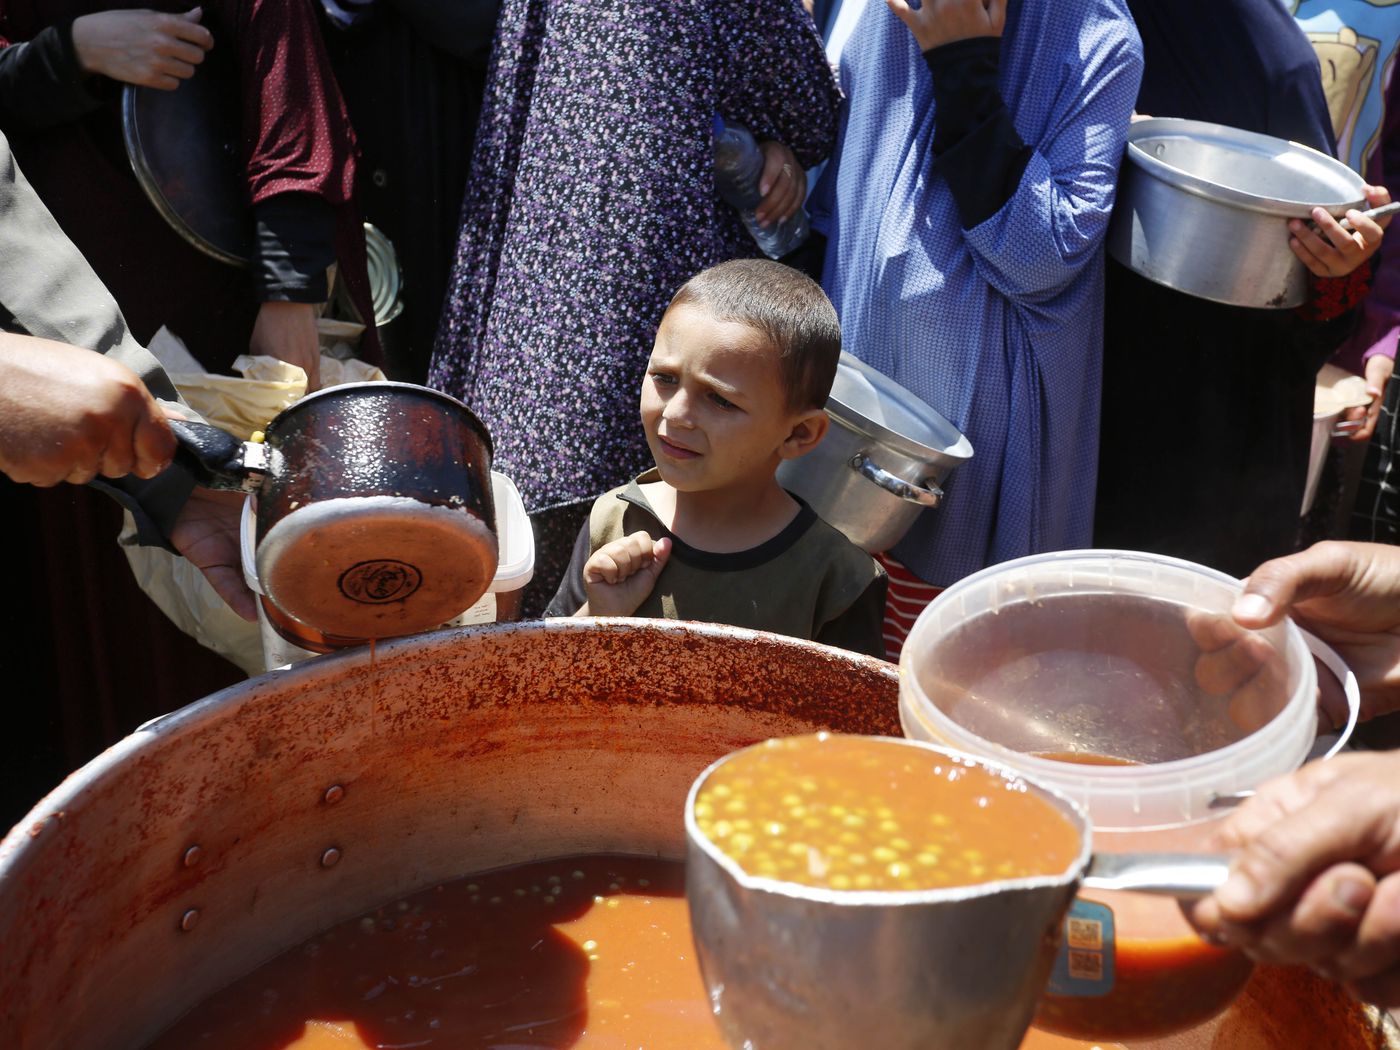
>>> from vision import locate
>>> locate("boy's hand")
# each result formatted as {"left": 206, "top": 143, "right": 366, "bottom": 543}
{"left": 581, "top": 531, "right": 672, "bottom": 616}
{"left": 886, "top": 0, "right": 1005, "bottom": 52}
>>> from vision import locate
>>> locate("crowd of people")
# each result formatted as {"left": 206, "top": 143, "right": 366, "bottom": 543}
{"left": 1, "top": 0, "right": 1399, "bottom": 1014}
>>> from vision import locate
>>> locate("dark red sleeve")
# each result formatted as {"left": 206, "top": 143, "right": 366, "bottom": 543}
{"left": 230, "top": 0, "right": 357, "bottom": 207}
{"left": 225, "top": 0, "right": 380, "bottom": 360}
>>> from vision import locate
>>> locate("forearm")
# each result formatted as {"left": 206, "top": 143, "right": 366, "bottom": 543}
{"left": 252, "top": 194, "right": 336, "bottom": 303}
{"left": 0, "top": 23, "right": 107, "bottom": 132}
{"left": 958, "top": 52, "right": 1140, "bottom": 302}
{"left": 713, "top": 0, "right": 842, "bottom": 168}
{"left": 925, "top": 37, "right": 1032, "bottom": 231}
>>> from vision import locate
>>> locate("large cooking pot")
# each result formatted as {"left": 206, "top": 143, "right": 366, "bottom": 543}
{"left": 1107, "top": 118, "right": 1367, "bottom": 309}
{"left": 172, "top": 381, "right": 497, "bottom": 641}
{"left": 778, "top": 353, "right": 973, "bottom": 553}
{"left": 1, "top": 621, "right": 1394, "bottom": 1050}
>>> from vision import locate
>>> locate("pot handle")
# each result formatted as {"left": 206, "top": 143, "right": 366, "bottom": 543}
{"left": 851, "top": 452, "right": 943, "bottom": 508}
{"left": 170, "top": 419, "right": 269, "bottom": 493}
{"left": 1082, "top": 852, "right": 1230, "bottom": 901}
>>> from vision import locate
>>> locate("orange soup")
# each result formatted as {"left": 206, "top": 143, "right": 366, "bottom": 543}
{"left": 145, "top": 856, "right": 719, "bottom": 1050}
{"left": 692, "top": 734, "right": 1082, "bottom": 891}
{"left": 1024, "top": 753, "right": 1252, "bottom": 1040}
{"left": 144, "top": 852, "right": 1121, "bottom": 1050}
{"left": 1034, "top": 894, "right": 1254, "bottom": 1042}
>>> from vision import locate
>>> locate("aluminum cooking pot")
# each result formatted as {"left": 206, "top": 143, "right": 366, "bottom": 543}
{"left": 0, "top": 622, "right": 1393, "bottom": 1050}
{"left": 172, "top": 381, "right": 497, "bottom": 641}
{"left": 1107, "top": 118, "right": 1367, "bottom": 309}
{"left": 0, "top": 621, "right": 899, "bottom": 1050}
{"left": 778, "top": 353, "right": 973, "bottom": 553}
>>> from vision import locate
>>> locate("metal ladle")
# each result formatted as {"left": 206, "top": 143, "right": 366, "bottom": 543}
{"left": 685, "top": 738, "right": 1231, "bottom": 1050}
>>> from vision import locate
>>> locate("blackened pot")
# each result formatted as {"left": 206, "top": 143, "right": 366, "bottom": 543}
{"left": 173, "top": 381, "right": 497, "bottom": 641}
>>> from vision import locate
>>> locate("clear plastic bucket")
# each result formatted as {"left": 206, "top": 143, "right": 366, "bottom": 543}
{"left": 898, "top": 550, "right": 1324, "bottom": 1040}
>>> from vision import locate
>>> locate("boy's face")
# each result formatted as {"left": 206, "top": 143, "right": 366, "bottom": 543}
{"left": 641, "top": 304, "right": 820, "bottom": 495}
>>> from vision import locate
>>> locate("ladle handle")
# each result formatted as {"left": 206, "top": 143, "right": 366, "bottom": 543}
{"left": 1338, "top": 200, "right": 1400, "bottom": 232}
{"left": 170, "top": 419, "right": 268, "bottom": 493}
{"left": 1082, "top": 853, "right": 1230, "bottom": 901}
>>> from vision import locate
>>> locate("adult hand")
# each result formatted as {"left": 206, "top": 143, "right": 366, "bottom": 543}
{"left": 0, "top": 334, "right": 175, "bottom": 486}
{"left": 755, "top": 140, "right": 805, "bottom": 227}
{"left": 885, "top": 0, "right": 1005, "bottom": 52}
{"left": 169, "top": 487, "right": 257, "bottom": 621}
{"left": 1233, "top": 541, "right": 1400, "bottom": 723}
{"left": 1189, "top": 752, "right": 1400, "bottom": 1007}
{"left": 249, "top": 301, "right": 322, "bottom": 392}
{"left": 71, "top": 8, "right": 213, "bottom": 91}
{"left": 578, "top": 531, "right": 672, "bottom": 617}
{"left": 1290, "top": 184, "right": 1393, "bottom": 279}
{"left": 1343, "top": 354, "right": 1394, "bottom": 443}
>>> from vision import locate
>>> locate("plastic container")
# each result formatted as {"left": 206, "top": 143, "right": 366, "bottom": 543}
{"left": 898, "top": 550, "right": 1328, "bottom": 1041}
{"left": 713, "top": 114, "right": 810, "bottom": 259}
{"left": 242, "top": 470, "right": 535, "bottom": 669}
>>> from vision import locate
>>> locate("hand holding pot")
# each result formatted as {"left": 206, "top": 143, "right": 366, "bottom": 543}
{"left": 170, "top": 487, "right": 257, "bottom": 622}
{"left": 1290, "top": 184, "right": 1393, "bottom": 279}
{"left": 0, "top": 334, "right": 175, "bottom": 487}
{"left": 72, "top": 7, "right": 213, "bottom": 91}
{"left": 1190, "top": 751, "right": 1400, "bottom": 1007}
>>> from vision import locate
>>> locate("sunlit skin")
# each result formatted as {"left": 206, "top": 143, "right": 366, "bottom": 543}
{"left": 637, "top": 303, "right": 827, "bottom": 553}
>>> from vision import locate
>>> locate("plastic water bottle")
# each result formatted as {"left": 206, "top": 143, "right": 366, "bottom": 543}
{"left": 712, "top": 114, "right": 810, "bottom": 259}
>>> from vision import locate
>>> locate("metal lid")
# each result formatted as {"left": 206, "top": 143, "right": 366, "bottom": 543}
{"left": 122, "top": 55, "right": 252, "bottom": 266}
{"left": 1127, "top": 118, "right": 1366, "bottom": 216}
{"left": 364, "top": 223, "right": 404, "bottom": 325}
{"left": 826, "top": 353, "right": 973, "bottom": 465}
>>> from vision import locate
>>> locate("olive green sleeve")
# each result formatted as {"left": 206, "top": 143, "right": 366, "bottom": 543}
{"left": 0, "top": 129, "right": 199, "bottom": 546}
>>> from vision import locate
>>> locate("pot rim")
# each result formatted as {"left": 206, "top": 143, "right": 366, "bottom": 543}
{"left": 272, "top": 381, "right": 495, "bottom": 456}
{"left": 1126, "top": 117, "right": 1366, "bottom": 217}
{"left": 684, "top": 733, "right": 1093, "bottom": 907}
{"left": 826, "top": 355, "right": 974, "bottom": 469}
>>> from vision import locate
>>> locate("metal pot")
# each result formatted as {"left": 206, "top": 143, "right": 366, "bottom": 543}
{"left": 122, "top": 54, "right": 250, "bottom": 267}
{"left": 778, "top": 353, "right": 973, "bottom": 553}
{"left": 0, "top": 621, "right": 898, "bottom": 1050}
{"left": 1107, "top": 118, "right": 1367, "bottom": 309}
{"left": 685, "top": 736, "right": 1230, "bottom": 1050}
{"left": 172, "top": 381, "right": 497, "bottom": 642}
{"left": 0, "top": 622, "right": 1393, "bottom": 1050}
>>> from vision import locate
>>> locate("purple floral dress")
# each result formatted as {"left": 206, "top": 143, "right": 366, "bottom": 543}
{"left": 428, "top": 0, "right": 841, "bottom": 525}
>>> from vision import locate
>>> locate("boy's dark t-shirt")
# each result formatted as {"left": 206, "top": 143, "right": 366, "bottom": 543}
{"left": 546, "top": 471, "right": 888, "bottom": 659}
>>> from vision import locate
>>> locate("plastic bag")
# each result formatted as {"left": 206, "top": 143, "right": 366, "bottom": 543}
{"left": 120, "top": 328, "right": 387, "bottom": 676}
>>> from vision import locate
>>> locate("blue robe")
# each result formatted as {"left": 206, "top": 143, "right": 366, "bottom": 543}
{"left": 813, "top": 0, "right": 1142, "bottom": 586}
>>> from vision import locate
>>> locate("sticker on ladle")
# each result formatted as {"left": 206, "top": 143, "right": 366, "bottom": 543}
{"left": 1046, "top": 899, "right": 1116, "bottom": 997}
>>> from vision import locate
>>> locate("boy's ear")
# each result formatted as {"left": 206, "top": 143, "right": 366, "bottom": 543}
{"left": 779, "top": 407, "right": 829, "bottom": 460}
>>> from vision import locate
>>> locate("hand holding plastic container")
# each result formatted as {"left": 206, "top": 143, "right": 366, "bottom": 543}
{"left": 713, "top": 114, "right": 810, "bottom": 259}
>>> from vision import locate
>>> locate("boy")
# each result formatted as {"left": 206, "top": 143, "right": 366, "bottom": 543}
{"left": 545, "top": 259, "right": 887, "bottom": 659}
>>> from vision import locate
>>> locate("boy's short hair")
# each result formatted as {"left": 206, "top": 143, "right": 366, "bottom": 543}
{"left": 668, "top": 259, "right": 841, "bottom": 411}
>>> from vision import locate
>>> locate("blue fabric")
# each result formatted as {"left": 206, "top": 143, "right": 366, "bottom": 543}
{"left": 812, "top": 0, "right": 1143, "bottom": 586}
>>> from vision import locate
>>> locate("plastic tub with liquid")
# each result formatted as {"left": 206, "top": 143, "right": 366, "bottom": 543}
{"left": 898, "top": 549, "right": 1349, "bottom": 1041}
